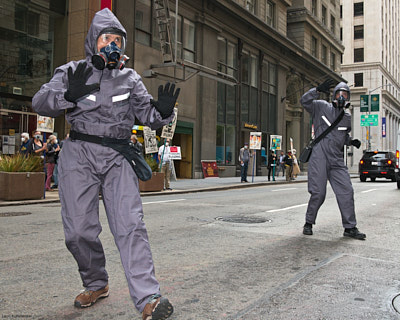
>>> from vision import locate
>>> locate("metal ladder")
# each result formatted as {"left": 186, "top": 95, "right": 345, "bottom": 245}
{"left": 154, "top": 0, "right": 175, "bottom": 63}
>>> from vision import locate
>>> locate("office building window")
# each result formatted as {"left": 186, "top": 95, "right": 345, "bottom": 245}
{"left": 322, "top": 45, "right": 327, "bottom": 64}
{"left": 322, "top": 5, "right": 327, "bottom": 25}
{"left": 330, "top": 52, "right": 336, "bottom": 70}
{"left": 354, "top": 2, "right": 364, "bottom": 16}
{"left": 354, "top": 73, "right": 363, "bottom": 87}
{"left": 170, "top": 12, "right": 196, "bottom": 62}
{"left": 135, "top": 0, "right": 152, "bottom": 46}
{"left": 354, "top": 25, "right": 364, "bottom": 39}
{"left": 330, "top": 15, "right": 335, "bottom": 34}
{"left": 246, "top": 0, "right": 256, "bottom": 14}
{"left": 312, "top": 0, "right": 317, "bottom": 15}
{"left": 354, "top": 48, "right": 364, "bottom": 62}
{"left": 266, "top": 0, "right": 275, "bottom": 27}
{"left": 15, "top": 4, "right": 40, "bottom": 36}
{"left": 340, "top": 27, "right": 343, "bottom": 41}
{"left": 340, "top": 5, "right": 342, "bottom": 19}
{"left": 311, "top": 36, "right": 317, "bottom": 57}
{"left": 241, "top": 51, "right": 258, "bottom": 124}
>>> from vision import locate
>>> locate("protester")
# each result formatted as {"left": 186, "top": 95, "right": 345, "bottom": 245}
{"left": 300, "top": 79, "right": 365, "bottom": 240}
{"left": 278, "top": 150, "right": 286, "bottom": 177}
{"left": 131, "top": 134, "right": 143, "bottom": 153}
{"left": 28, "top": 131, "right": 47, "bottom": 157}
{"left": 239, "top": 142, "right": 252, "bottom": 182}
{"left": 45, "top": 135, "right": 60, "bottom": 191}
{"left": 283, "top": 150, "right": 293, "bottom": 181}
{"left": 292, "top": 149, "right": 300, "bottom": 179}
{"left": 267, "top": 150, "right": 277, "bottom": 181}
{"left": 158, "top": 138, "right": 172, "bottom": 190}
{"left": 19, "top": 133, "right": 31, "bottom": 155}
{"left": 32, "top": 8, "right": 178, "bottom": 319}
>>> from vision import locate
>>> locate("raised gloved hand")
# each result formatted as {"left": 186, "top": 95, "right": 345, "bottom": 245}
{"left": 151, "top": 82, "right": 180, "bottom": 119}
{"left": 316, "top": 79, "right": 335, "bottom": 93}
{"left": 64, "top": 62, "right": 100, "bottom": 103}
{"left": 351, "top": 139, "right": 361, "bottom": 149}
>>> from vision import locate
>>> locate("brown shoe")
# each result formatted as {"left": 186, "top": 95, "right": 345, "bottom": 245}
{"left": 74, "top": 284, "right": 109, "bottom": 308}
{"left": 142, "top": 295, "right": 173, "bottom": 320}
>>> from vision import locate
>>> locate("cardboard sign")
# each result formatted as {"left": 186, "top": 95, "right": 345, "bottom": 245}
{"left": 270, "top": 135, "right": 282, "bottom": 150}
{"left": 37, "top": 116, "right": 54, "bottom": 133}
{"left": 201, "top": 160, "right": 219, "bottom": 178}
{"left": 143, "top": 126, "right": 158, "bottom": 154}
{"left": 250, "top": 132, "right": 262, "bottom": 150}
{"left": 161, "top": 107, "right": 178, "bottom": 139}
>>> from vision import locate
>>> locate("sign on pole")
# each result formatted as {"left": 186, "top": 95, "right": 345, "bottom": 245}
{"left": 250, "top": 132, "right": 262, "bottom": 150}
{"left": 382, "top": 117, "right": 386, "bottom": 137}
{"left": 360, "top": 95, "right": 369, "bottom": 112}
{"left": 270, "top": 135, "right": 282, "bottom": 150}
{"left": 371, "top": 94, "right": 380, "bottom": 112}
{"left": 143, "top": 126, "right": 158, "bottom": 154}
{"left": 361, "top": 114, "right": 379, "bottom": 127}
{"left": 37, "top": 116, "right": 54, "bottom": 133}
{"left": 161, "top": 107, "right": 178, "bottom": 139}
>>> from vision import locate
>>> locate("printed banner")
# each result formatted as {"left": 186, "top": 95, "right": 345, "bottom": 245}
{"left": 143, "top": 126, "right": 158, "bottom": 154}
{"left": 250, "top": 132, "right": 262, "bottom": 150}
{"left": 270, "top": 135, "right": 282, "bottom": 150}
{"left": 169, "top": 146, "right": 182, "bottom": 160}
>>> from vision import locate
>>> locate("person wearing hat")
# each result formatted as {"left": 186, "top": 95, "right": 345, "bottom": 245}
{"left": 239, "top": 142, "right": 252, "bottom": 182}
{"left": 283, "top": 150, "right": 293, "bottom": 181}
{"left": 300, "top": 79, "right": 365, "bottom": 240}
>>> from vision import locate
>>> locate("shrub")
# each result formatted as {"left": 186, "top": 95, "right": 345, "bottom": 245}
{"left": 145, "top": 156, "right": 159, "bottom": 172}
{"left": 0, "top": 153, "right": 44, "bottom": 172}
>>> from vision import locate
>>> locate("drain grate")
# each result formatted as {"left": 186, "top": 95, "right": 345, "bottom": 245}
{"left": 216, "top": 216, "right": 270, "bottom": 224}
{"left": 0, "top": 212, "right": 32, "bottom": 217}
{"left": 392, "top": 294, "right": 400, "bottom": 313}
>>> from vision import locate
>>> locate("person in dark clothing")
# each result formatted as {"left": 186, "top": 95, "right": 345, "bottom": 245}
{"left": 239, "top": 142, "right": 252, "bottom": 182}
{"left": 19, "top": 133, "right": 31, "bottom": 155}
{"left": 283, "top": 151, "right": 293, "bottom": 181}
{"left": 45, "top": 135, "right": 60, "bottom": 191}
{"left": 267, "top": 150, "right": 277, "bottom": 181}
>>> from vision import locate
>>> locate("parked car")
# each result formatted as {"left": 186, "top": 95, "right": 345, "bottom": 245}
{"left": 395, "top": 150, "right": 400, "bottom": 189}
{"left": 359, "top": 151, "right": 396, "bottom": 182}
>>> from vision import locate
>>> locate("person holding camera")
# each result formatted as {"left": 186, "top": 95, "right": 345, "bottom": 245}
{"left": 300, "top": 79, "right": 365, "bottom": 240}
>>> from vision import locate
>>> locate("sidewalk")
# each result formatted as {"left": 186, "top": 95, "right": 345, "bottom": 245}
{"left": 0, "top": 174, "right": 309, "bottom": 207}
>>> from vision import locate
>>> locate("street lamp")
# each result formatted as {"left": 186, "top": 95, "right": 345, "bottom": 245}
{"left": 366, "top": 84, "right": 393, "bottom": 150}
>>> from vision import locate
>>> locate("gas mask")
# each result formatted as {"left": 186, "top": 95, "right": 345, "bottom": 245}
{"left": 92, "top": 30, "right": 130, "bottom": 70}
{"left": 333, "top": 89, "right": 350, "bottom": 109}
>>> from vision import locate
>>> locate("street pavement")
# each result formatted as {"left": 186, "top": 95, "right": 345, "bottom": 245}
{"left": 2, "top": 174, "right": 400, "bottom": 320}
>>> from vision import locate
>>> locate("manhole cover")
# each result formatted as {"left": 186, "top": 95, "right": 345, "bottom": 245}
{"left": 216, "top": 216, "right": 270, "bottom": 224}
{"left": 0, "top": 212, "right": 32, "bottom": 217}
{"left": 392, "top": 294, "right": 400, "bottom": 313}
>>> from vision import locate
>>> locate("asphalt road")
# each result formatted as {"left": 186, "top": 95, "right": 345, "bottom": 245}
{"left": 1, "top": 179, "right": 400, "bottom": 319}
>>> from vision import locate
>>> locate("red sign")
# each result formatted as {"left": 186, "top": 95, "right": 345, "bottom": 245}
{"left": 101, "top": 0, "right": 112, "bottom": 10}
{"left": 201, "top": 161, "right": 219, "bottom": 178}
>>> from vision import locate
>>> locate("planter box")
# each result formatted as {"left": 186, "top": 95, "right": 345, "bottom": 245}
{"left": 139, "top": 172, "right": 165, "bottom": 192}
{"left": 0, "top": 172, "right": 45, "bottom": 201}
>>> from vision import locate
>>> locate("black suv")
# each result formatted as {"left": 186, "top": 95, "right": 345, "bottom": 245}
{"left": 359, "top": 151, "right": 396, "bottom": 182}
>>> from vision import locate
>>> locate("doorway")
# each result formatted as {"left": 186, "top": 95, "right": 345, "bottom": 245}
{"left": 172, "top": 132, "right": 192, "bottom": 179}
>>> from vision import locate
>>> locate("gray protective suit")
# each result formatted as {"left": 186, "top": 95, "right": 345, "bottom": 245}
{"left": 32, "top": 8, "right": 173, "bottom": 312}
{"left": 300, "top": 82, "right": 357, "bottom": 229}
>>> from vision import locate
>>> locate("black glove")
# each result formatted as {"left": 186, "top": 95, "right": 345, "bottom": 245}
{"left": 316, "top": 79, "right": 335, "bottom": 93}
{"left": 151, "top": 82, "right": 180, "bottom": 119}
{"left": 351, "top": 139, "right": 361, "bottom": 149}
{"left": 64, "top": 62, "right": 100, "bottom": 103}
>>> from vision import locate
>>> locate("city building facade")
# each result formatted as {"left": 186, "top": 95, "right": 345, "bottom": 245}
{"left": 340, "top": 0, "right": 400, "bottom": 170}
{"left": 1, "top": 0, "right": 343, "bottom": 178}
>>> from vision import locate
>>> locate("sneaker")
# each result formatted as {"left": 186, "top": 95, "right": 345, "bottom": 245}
{"left": 74, "top": 284, "right": 109, "bottom": 308}
{"left": 343, "top": 227, "right": 366, "bottom": 240}
{"left": 142, "top": 295, "right": 173, "bottom": 320}
{"left": 51, "top": 185, "right": 58, "bottom": 189}
{"left": 303, "top": 223, "right": 313, "bottom": 235}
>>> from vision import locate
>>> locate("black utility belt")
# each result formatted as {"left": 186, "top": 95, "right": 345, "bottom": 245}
{"left": 69, "top": 130, "right": 152, "bottom": 181}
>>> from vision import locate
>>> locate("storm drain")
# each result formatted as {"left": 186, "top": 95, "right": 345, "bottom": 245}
{"left": 392, "top": 294, "right": 400, "bottom": 313}
{"left": 215, "top": 216, "right": 270, "bottom": 224}
{"left": 0, "top": 212, "right": 32, "bottom": 217}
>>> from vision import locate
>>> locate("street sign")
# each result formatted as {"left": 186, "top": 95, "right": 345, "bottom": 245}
{"left": 361, "top": 114, "right": 379, "bottom": 127}
{"left": 371, "top": 94, "right": 380, "bottom": 111}
{"left": 360, "top": 95, "right": 369, "bottom": 112}
{"left": 382, "top": 117, "right": 386, "bottom": 137}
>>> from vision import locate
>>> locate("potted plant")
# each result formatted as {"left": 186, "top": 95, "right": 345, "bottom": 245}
{"left": 138, "top": 156, "right": 165, "bottom": 192}
{"left": 0, "top": 153, "right": 45, "bottom": 200}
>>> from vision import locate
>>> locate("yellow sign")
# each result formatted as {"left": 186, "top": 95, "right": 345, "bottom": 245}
{"left": 244, "top": 123, "right": 258, "bottom": 130}
{"left": 9, "top": 129, "right": 15, "bottom": 136}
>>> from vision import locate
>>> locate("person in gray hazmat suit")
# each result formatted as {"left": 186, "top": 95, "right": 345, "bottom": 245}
{"left": 300, "top": 79, "right": 366, "bottom": 240}
{"left": 32, "top": 8, "right": 178, "bottom": 320}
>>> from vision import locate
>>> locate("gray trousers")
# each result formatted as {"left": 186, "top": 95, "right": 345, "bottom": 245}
{"left": 306, "top": 152, "right": 357, "bottom": 229}
{"left": 58, "top": 140, "right": 160, "bottom": 312}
